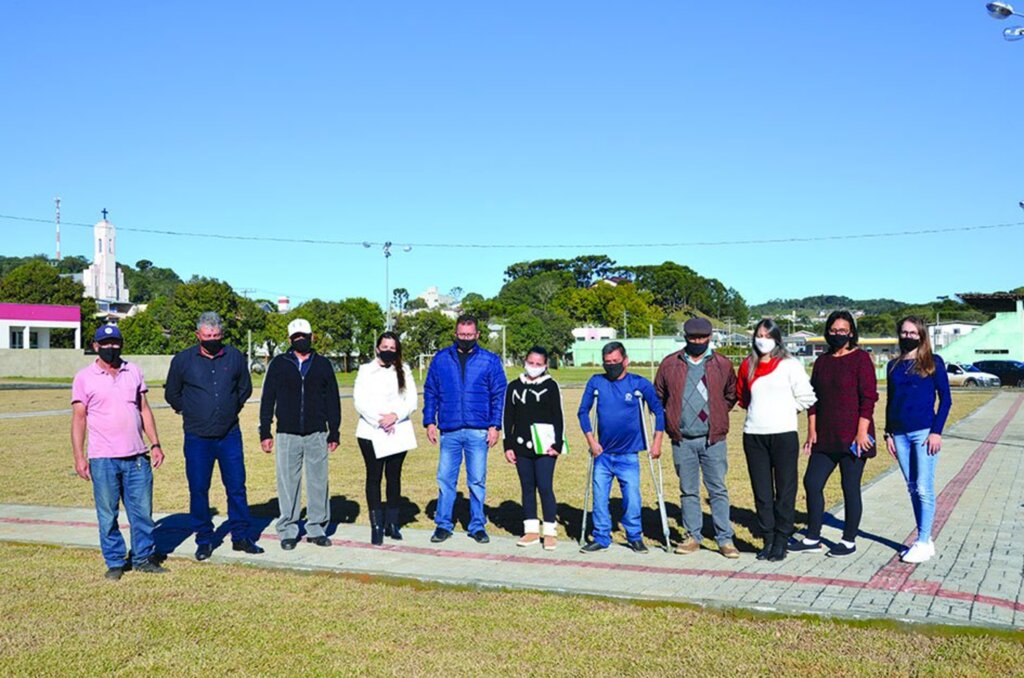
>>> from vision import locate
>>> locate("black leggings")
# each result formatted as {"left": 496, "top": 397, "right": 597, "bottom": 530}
{"left": 515, "top": 452, "right": 557, "bottom": 523}
{"left": 358, "top": 438, "right": 407, "bottom": 510}
{"left": 803, "top": 451, "right": 865, "bottom": 542}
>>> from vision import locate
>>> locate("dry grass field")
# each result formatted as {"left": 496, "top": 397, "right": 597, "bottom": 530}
{"left": 0, "top": 384, "right": 996, "bottom": 551}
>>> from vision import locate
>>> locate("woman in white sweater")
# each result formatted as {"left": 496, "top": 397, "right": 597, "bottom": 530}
{"left": 353, "top": 332, "right": 418, "bottom": 545}
{"left": 737, "top": 319, "right": 816, "bottom": 562}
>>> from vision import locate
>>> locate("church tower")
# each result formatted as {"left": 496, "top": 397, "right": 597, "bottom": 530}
{"left": 81, "top": 209, "right": 130, "bottom": 303}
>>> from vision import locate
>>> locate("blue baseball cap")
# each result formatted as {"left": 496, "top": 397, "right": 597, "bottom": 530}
{"left": 93, "top": 324, "right": 123, "bottom": 343}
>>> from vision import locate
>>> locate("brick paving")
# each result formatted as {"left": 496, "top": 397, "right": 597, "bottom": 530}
{"left": 2, "top": 392, "right": 1022, "bottom": 630}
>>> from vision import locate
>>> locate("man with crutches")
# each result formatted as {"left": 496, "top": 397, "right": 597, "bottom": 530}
{"left": 654, "top": 317, "right": 740, "bottom": 559}
{"left": 577, "top": 342, "right": 665, "bottom": 554}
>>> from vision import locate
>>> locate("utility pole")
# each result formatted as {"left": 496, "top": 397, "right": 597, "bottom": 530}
{"left": 54, "top": 196, "right": 61, "bottom": 261}
{"left": 623, "top": 309, "right": 628, "bottom": 339}
{"left": 502, "top": 325, "right": 507, "bottom": 366}
{"left": 649, "top": 323, "right": 654, "bottom": 380}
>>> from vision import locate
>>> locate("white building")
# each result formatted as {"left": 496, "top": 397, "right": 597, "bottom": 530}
{"left": 81, "top": 214, "right": 130, "bottom": 304}
{"left": 928, "top": 321, "right": 981, "bottom": 350}
{"left": 418, "top": 286, "right": 455, "bottom": 310}
{"left": 572, "top": 327, "right": 617, "bottom": 342}
{"left": 0, "top": 303, "right": 81, "bottom": 349}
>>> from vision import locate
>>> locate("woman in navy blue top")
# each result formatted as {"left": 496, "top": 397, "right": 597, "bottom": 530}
{"left": 883, "top": 315, "right": 952, "bottom": 565}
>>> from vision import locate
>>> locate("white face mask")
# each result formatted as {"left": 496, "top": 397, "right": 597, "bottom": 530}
{"left": 524, "top": 364, "right": 547, "bottom": 378}
{"left": 754, "top": 337, "right": 776, "bottom": 355}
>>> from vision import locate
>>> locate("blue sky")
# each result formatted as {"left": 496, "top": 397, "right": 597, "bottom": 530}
{"left": 3, "top": 2, "right": 1022, "bottom": 308}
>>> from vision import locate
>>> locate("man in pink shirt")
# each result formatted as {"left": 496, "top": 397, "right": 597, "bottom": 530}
{"left": 71, "top": 324, "right": 167, "bottom": 580}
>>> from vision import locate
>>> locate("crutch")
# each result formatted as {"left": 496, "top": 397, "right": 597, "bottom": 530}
{"left": 580, "top": 389, "right": 598, "bottom": 545}
{"left": 640, "top": 398, "right": 672, "bottom": 552}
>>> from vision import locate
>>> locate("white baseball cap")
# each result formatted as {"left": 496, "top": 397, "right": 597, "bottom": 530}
{"left": 287, "top": 318, "right": 312, "bottom": 337}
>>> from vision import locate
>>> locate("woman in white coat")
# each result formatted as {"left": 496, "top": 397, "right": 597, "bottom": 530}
{"left": 353, "top": 331, "right": 418, "bottom": 545}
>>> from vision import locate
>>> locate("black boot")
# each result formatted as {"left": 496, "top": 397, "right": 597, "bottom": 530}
{"left": 767, "top": 534, "right": 788, "bottom": 562}
{"left": 370, "top": 508, "right": 385, "bottom": 546}
{"left": 384, "top": 507, "right": 403, "bottom": 540}
{"left": 756, "top": 535, "right": 775, "bottom": 561}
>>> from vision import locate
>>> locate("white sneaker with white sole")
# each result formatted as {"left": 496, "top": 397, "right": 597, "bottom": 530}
{"left": 900, "top": 541, "right": 932, "bottom": 564}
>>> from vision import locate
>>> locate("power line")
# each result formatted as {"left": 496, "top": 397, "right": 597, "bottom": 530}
{"left": 2, "top": 212, "right": 1022, "bottom": 249}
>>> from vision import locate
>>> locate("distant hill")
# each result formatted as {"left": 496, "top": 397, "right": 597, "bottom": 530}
{"left": 750, "top": 295, "right": 908, "bottom": 317}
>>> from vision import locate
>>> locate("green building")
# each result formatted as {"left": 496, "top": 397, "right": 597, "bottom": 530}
{"left": 936, "top": 293, "right": 1024, "bottom": 363}
{"left": 568, "top": 336, "right": 689, "bottom": 366}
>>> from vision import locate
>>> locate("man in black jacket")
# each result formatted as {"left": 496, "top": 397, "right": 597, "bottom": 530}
{"left": 165, "top": 311, "right": 258, "bottom": 561}
{"left": 259, "top": 318, "right": 341, "bottom": 550}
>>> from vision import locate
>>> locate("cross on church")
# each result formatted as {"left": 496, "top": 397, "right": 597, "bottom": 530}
{"left": 101, "top": 208, "right": 108, "bottom": 221}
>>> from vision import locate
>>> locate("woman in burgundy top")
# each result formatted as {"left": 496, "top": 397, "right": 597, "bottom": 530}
{"left": 790, "top": 310, "right": 878, "bottom": 558}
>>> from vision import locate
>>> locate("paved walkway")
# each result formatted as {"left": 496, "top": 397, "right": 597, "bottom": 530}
{"left": 2, "top": 393, "right": 1022, "bottom": 631}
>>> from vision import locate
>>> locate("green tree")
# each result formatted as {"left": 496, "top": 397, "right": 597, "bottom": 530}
{"left": 164, "top": 277, "right": 266, "bottom": 352}
{"left": 397, "top": 310, "right": 455, "bottom": 358}
{"left": 502, "top": 307, "right": 574, "bottom": 359}
{"left": 495, "top": 270, "right": 575, "bottom": 311}
{"left": 392, "top": 287, "right": 409, "bottom": 312}
{"left": 459, "top": 292, "right": 501, "bottom": 323}
{"left": 553, "top": 282, "right": 663, "bottom": 337}
{"left": 405, "top": 297, "right": 428, "bottom": 311}
{"left": 122, "top": 260, "right": 183, "bottom": 303}
{"left": 118, "top": 310, "right": 170, "bottom": 354}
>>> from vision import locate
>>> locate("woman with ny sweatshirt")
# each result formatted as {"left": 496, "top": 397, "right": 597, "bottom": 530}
{"left": 883, "top": 315, "right": 951, "bottom": 565}
{"left": 503, "top": 346, "right": 565, "bottom": 551}
{"left": 737, "top": 319, "right": 817, "bottom": 562}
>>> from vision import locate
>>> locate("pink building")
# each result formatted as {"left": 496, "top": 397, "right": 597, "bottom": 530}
{"left": 0, "top": 303, "right": 81, "bottom": 349}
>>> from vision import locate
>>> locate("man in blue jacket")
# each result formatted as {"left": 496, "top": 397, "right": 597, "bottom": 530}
{"left": 578, "top": 342, "right": 665, "bottom": 554}
{"left": 423, "top": 314, "right": 507, "bottom": 544}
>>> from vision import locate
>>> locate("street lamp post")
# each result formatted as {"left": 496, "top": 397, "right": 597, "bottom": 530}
{"left": 985, "top": 2, "right": 1024, "bottom": 40}
{"left": 364, "top": 241, "right": 412, "bottom": 331}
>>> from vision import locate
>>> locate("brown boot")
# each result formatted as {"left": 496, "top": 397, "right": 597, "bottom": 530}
{"left": 674, "top": 536, "right": 700, "bottom": 555}
{"left": 719, "top": 542, "right": 740, "bottom": 559}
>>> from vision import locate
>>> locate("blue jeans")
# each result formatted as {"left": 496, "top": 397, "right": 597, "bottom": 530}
{"left": 673, "top": 438, "right": 734, "bottom": 545}
{"left": 90, "top": 455, "right": 155, "bottom": 568}
{"left": 435, "top": 428, "right": 488, "bottom": 532}
{"left": 184, "top": 426, "right": 252, "bottom": 544}
{"left": 591, "top": 452, "right": 642, "bottom": 546}
{"left": 893, "top": 428, "right": 937, "bottom": 543}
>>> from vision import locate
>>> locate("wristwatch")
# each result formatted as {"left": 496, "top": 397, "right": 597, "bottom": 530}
{"left": 150, "top": 443, "right": 162, "bottom": 451}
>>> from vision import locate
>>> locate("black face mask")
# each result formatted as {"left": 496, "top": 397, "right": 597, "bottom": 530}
{"left": 683, "top": 341, "right": 709, "bottom": 357}
{"left": 291, "top": 337, "right": 312, "bottom": 354}
{"left": 98, "top": 346, "right": 122, "bottom": 365}
{"left": 200, "top": 339, "right": 224, "bottom": 355}
{"left": 456, "top": 339, "right": 476, "bottom": 352}
{"left": 899, "top": 337, "right": 921, "bottom": 354}
{"left": 825, "top": 333, "right": 849, "bottom": 351}
{"left": 378, "top": 349, "right": 397, "bottom": 365}
{"left": 603, "top": 363, "right": 625, "bottom": 380}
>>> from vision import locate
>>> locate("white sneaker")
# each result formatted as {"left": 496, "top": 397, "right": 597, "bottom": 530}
{"left": 900, "top": 541, "right": 932, "bottom": 564}
{"left": 925, "top": 539, "right": 935, "bottom": 557}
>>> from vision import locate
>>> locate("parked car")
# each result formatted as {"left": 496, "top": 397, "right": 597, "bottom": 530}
{"left": 972, "top": 360, "right": 1024, "bottom": 387}
{"left": 946, "top": 363, "right": 1000, "bottom": 388}
{"left": 250, "top": 360, "right": 266, "bottom": 374}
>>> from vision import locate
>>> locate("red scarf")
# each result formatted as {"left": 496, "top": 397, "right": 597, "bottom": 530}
{"left": 736, "top": 356, "right": 783, "bottom": 409}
